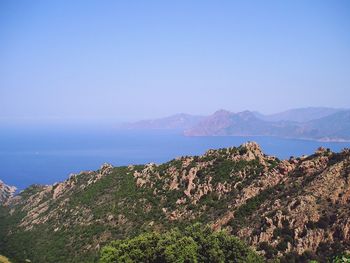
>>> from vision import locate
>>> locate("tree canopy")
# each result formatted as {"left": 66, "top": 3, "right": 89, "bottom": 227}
{"left": 99, "top": 223, "right": 263, "bottom": 263}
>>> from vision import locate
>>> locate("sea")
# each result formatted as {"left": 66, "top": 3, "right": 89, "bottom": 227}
{"left": 1, "top": 124, "right": 349, "bottom": 190}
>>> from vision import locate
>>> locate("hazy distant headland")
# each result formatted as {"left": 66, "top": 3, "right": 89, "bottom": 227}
{"left": 122, "top": 107, "right": 350, "bottom": 142}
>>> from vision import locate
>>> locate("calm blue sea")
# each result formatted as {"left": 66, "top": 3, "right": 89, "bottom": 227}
{"left": 1, "top": 126, "right": 349, "bottom": 190}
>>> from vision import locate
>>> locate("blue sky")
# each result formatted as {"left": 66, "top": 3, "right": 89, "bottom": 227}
{"left": 1, "top": 0, "right": 350, "bottom": 121}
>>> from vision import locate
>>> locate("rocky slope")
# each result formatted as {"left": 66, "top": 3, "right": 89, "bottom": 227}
{"left": 0, "top": 143, "right": 349, "bottom": 262}
{"left": 0, "top": 180, "right": 16, "bottom": 205}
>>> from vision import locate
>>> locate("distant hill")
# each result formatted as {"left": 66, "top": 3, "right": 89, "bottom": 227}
{"left": 121, "top": 113, "right": 204, "bottom": 130}
{"left": 301, "top": 110, "right": 350, "bottom": 141}
{"left": 183, "top": 110, "right": 301, "bottom": 137}
{"left": 184, "top": 110, "right": 278, "bottom": 136}
{"left": 257, "top": 107, "right": 343, "bottom": 122}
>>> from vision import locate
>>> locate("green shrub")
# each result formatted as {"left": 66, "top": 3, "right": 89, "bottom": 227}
{"left": 99, "top": 224, "right": 263, "bottom": 263}
{"left": 258, "top": 241, "right": 277, "bottom": 259}
{"left": 276, "top": 240, "right": 288, "bottom": 252}
{"left": 333, "top": 253, "right": 350, "bottom": 263}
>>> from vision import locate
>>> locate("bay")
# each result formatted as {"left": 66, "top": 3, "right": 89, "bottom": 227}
{"left": 0, "top": 126, "right": 349, "bottom": 190}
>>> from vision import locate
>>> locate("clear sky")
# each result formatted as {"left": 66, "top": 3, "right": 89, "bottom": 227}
{"left": 1, "top": 0, "right": 350, "bottom": 121}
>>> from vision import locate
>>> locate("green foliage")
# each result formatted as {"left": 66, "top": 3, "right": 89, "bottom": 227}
{"left": 272, "top": 220, "right": 294, "bottom": 253}
{"left": 273, "top": 228, "right": 282, "bottom": 239}
{"left": 278, "top": 249, "right": 349, "bottom": 263}
{"left": 211, "top": 159, "right": 238, "bottom": 183}
{"left": 315, "top": 241, "right": 346, "bottom": 262}
{"left": 0, "top": 167, "right": 166, "bottom": 263}
{"left": 306, "top": 214, "right": 336, "bottom": 231}
{"left": 267, "top": 158, "right": 280, "bottom": 170}
{"left": 276, "top": 240, "right": 288, "bottom": 252}
{"left": 258, "top": 242, "right": 277, "bottom": 259}
{"left": 229, "top": 187, "right": 275, "bottom": 232}
{"left": 210, "top": 158, "right": 263, "bottom": 184}
{"left": 333, "top": 254, "right": 350, "bottom": 263}
{"left": 20, "top": 184, "right": 44, "bottom": 196}
{"left": 99, "top": 224, "right": 263, "bottom": 263}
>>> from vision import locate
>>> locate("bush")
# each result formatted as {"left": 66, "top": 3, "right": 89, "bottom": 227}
{"left": 333, "top": 253, "right": 350, "bottom": 263}
{"left": 258, "top": 241, "right": 277, "bottom": 259}
{"left": 228, "top": 187, "right": 275, "bottom": 232}
{"left": 276, "top": 240, "right": 288, "bottom": 252}
{"left": 99, "top": 223, "right": 263, "bottom": 263}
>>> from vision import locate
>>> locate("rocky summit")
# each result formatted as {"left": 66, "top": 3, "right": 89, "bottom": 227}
{"left": 0, "top": 142, "right": 349, "bottom": 262}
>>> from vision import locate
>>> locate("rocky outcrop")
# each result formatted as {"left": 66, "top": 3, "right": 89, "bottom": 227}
{"left": 0, "top": 180, "right": 16, "bottom": 205}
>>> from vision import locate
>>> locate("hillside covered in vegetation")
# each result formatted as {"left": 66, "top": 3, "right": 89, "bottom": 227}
{"left": 0, "top": 142, "right": 349, "bottom": 262}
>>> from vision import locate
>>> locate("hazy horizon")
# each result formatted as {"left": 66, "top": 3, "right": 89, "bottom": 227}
{"left": 1, "top": 1, "right": 350, "bottom": 121}
{"left": 0, "top": 106, "right": 349, "bottom": 125}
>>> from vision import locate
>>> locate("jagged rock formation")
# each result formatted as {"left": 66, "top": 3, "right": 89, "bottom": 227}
{"left": 0, "top": 180, "right": 16, "bottom": 205}
{"left": 0, "top": 143, "right": 349, "bottom": 263}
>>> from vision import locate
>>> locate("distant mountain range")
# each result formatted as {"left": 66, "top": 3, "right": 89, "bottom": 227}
{"left": 254, "top": 107, "right": 342, "bottom": 122}
{"left": 122, "top": 113, "right": 204, "bottom": 131}
{"left": 123, "top": 107, "right": 350, "bottom": 142}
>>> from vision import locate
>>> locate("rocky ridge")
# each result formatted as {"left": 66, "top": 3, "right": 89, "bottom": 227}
{"left": 0, "top": 143, "right": 349, "bottom": 262}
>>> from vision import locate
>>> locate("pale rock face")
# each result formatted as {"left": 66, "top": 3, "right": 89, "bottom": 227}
{"left": 0, "top": 180, "right": 17, "bottom": 205}
{"left": 183, "top": 168, "right": 197, "bottom": 197}
{"left": 296, "top": 229, "right": 327, "bottom": 254}
{"left": 242, "top": 141, "right": 263, "bottom": 157}
{"left": 343, "top": 218, "right": 350, "bottom": 241}
{"left": 97, "top": 163, "right": 114, "bottom": 178}
{"left": 133, "top": 163, "right": 159, "bottom": 188}
{"left": 168, "top": 166, "right": 180, "bottom": 190}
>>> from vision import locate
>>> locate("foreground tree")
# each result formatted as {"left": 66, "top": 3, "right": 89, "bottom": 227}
{"left": 99, "top": 223, "right": 263, "bottom": 263}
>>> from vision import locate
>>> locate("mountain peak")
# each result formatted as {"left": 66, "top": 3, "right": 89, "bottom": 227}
{"left": 242, "top": 141, "right": 263, "bottom": 154}
{"left": 213, "top": 109, "right": 232, "bottom": 116}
